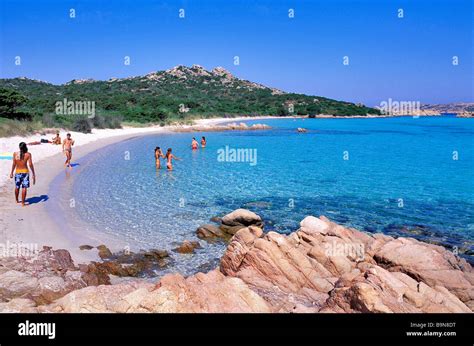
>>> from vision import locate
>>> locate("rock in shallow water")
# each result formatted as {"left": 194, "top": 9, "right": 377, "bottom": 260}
{"left": 196, "top": 224, "right": 227, "bottom": 240}
{"left": 173, "top": 240, "right": 201, "bottom": 254}
{"left": 221, "top": 208, "right": 263, "bottom": 228}
{"left": 96, "top": 245, "right": 113, "bottom": 259}
{"left": 144, "top": 249, "right": 169, "bottom": 260}
{"left": 95, "top": 248, "right": 171, "bottom": 277}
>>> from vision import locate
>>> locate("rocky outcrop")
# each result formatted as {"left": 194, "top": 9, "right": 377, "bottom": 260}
{"left": 94, "top": 248, "right": 171, "bottom": 277}
{"left": 219, "top": 216, "right": 473, "bottom": 313}
{"left": 220, "top": 209, "right": 263, "bottom": 235}
{"left": 97, "top": 245, "right": 113, "bottom": 259}
{"left": 173, "top": 240, "right": 201, "bottom": 254}
{"left": 173, "top": 122, "right": 271, "bottom": 133}
{"left": 196, "top": 224, "right": 228, "bottom": 240}
{"left": 197, "top": 209, "right": 264, "bottom": 241}
{"left": 0, "top": 246, "right": 108, "bottom": 305}
{"left": 0, "top": 245, "right": 173, "bottom": 308}
{"left": 40, "top": 269, "right": 270, "bottom": 313}
{"left": 1, "top": 212, "right": 472, "bottom": 313}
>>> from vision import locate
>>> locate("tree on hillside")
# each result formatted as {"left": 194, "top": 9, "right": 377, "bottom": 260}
{"left": 0, "top": 88, "right": 31, "bottom": 120}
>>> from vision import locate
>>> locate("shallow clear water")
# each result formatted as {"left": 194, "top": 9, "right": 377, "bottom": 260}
{"left": 69, "top": 117, "right": 474, "bottom": 275}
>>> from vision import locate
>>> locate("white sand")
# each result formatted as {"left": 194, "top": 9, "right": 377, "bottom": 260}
{"left": 0, "top": 126, "right": 167, "bottom": 189}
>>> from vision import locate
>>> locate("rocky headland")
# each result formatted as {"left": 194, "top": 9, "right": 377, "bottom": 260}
{"left": 172, "top": 122, "right": 271, "bottom": 132}
{"left": 0, "top": 209, "right": 472, "bottom": 313}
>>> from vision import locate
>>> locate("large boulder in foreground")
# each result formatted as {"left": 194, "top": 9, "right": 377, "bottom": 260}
{"left": 0, "top": 246, "right": 109, "bottom": 305}
{"left": 220, "top": 216, "right": 473, "bottom": 313}
{"left": 44, "top": 215, "right": 472, "bottom": 313}
{"left": 1, "top": 212, "right": 472, "bottom": 313}
{"left": 41, "top": 269, "right": 270, "bottom": 313}
{"left": 373, "top": 239, "right": 474, "bottom": 305}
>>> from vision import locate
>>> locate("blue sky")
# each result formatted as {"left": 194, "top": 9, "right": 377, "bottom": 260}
{"left": 0, "top": 0, "right": 472, "bottom": 106}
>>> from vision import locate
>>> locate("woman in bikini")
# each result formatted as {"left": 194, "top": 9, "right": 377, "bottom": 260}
{"left": 201, "top": 136, "right": 206, "bottom": 148}
{"left": 9, "top": 142, "right": 36, "bottom": 206}
{"left": 191, "top": 137, "right": 199, "bottom": 150}
{"left": 165, "top": 148, "right": 181, "bottom": 170}
{"left": 154, "top": 147, "right": 164, "bottom": 169}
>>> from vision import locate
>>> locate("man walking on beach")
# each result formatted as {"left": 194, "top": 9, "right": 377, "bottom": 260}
{"left": 62, "top": 133, "right": 75, "bottom": 167}
{"left": 10, "top": 142, "right": 36, "bottom": 206}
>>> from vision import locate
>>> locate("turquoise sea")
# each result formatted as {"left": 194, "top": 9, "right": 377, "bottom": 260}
{"left": 55, "top": 117, "right": 474, "bottom": 275}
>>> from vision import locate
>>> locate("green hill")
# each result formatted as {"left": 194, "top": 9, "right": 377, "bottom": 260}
{"left": 0, "top": 64, "right": 380, "bottom": 129}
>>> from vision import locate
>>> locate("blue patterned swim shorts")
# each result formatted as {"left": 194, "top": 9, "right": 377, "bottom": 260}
{"left": 15, "top": 173, "right": 30, "bottom": 189}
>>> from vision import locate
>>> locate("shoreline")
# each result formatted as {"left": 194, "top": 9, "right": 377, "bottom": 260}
{"left": 0, "top": 114, "right": 470, "bottom": 266}
{"left": 0, "top": 115, "right": 285, "bottom": 264}
{"left": 0, "top": 131, "right": 165, "bottom": 263}
{"left": 0, "top": 115, "right": 284, "bottom": 188}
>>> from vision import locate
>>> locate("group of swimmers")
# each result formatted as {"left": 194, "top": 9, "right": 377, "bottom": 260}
{"left": 154, "top": 147, "right": 181, "bottom": 170}
{"left": 10, "top": 132, "right": 75, "bottom": 206}
{"left": 192, "top": 136, "right": 206, "bottom": 150}
{"left": 154, "top": 136, "right": 207, "bottom": 170}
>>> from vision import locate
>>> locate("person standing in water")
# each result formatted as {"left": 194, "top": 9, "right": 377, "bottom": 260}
{"left": 201, "top": 136, "right": 206, "bottom": 148}
{"left": 62, "top": 133, "right": 75, "bottom": 167}
{"left": 154, "top": 146, "right": 164, "bottom": 169}
{"left": 165, "top": 148, "right": 181, "bottom": 170}
{"left": 191, "top": 137, "right": 199, "bottom": 150}
{"left": 10, "top": 142, "right": 36, "bottom": 206}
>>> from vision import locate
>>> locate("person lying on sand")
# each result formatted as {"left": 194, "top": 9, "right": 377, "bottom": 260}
{"left": 27, "top": 138, "right": 52, "bottom": 145}
{"left": 62, "top": 133, "right": 75, "bottom": 168}
{"left": 191, "top": 137, "right": 198, "bottom": 150}
{"left": 27, "top": 131, "right": 61, "bottom": 146}
{"left": 154, "top": 146, "right": 164, "bottom": 169}
{"left": 201, "top": 136, "right": 206, "bottom": 148}
{"left": 9, "top": 142, "right": 36, "bottom": 207}
{"left": 165, "top": 148, "right": 181, "bottom": 170}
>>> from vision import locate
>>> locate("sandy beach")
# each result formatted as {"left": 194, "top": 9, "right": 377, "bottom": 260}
{"left": 0, "top": 116, "right": 278, "bottom": 263}
{"left": 0, "top": 129, "right": 164, "bottom": 263}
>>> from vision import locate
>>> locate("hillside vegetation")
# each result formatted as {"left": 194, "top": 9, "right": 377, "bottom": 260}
{"left": 0, "top": 64, "right": 380, "bottom": 134}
